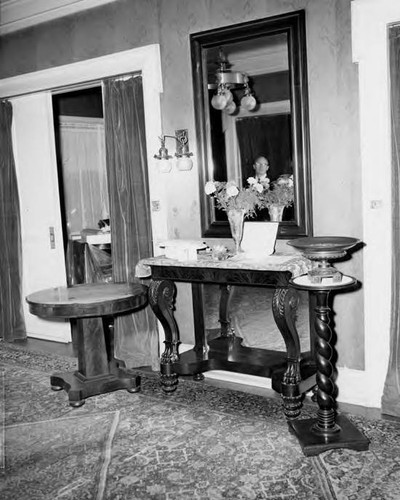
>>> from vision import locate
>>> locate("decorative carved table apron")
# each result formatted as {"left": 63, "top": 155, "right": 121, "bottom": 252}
{"left": 137, "top": 253, "right": 317, "bottom": 419}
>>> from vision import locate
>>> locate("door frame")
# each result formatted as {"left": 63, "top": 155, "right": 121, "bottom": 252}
{"left": 349, "top": 0, "right": 400, "bottom": 407}
{"left": 0, "top": 45, "right": 167, "bottom": 342}
{"left": 0, "top": 44, "right": 167, "bottom": 245}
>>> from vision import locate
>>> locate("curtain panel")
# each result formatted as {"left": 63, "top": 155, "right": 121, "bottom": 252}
{"left": 58, "top": 116, "right": 109, "bottom": 238}
{"left": 236, "top": 114, "right": 292, "bottom": 183}
{"left": 0, "top": 100, "right": 26, "bottom": 341}
{"left": 382, "top": 25, "right": 400, "bottom": 417}
{"left": 103, "top": 76, "right": 158, "bottom": 370}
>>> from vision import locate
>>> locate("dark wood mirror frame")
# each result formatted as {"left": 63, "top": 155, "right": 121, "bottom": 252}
{"left": 191, "top": 10, "right": 313, "bottom": 239}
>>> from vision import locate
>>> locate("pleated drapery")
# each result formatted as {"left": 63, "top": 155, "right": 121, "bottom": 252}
{"left": 382, "top": 25, "right": 400, "bottom": 417}
{"left": 0, "top": 100, "right": 26, "bottom": 341}
{"left": 103, "top": 76, "right": 159, "bottom": 370}
{"left": 58, "top": 116, "right": 109, "bottom": 238}
{"left": 236, "top": 114, "right": 292, "bottom": 183}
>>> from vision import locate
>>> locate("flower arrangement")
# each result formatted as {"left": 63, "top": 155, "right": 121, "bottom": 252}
{"left": 204, "top": 179, "right": 265, "bottom": 217}
{"left": 259, "top": 174, "right": 294, "bottom": 208}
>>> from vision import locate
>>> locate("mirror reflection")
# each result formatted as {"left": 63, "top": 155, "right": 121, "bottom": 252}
{"left": 191, "top": 11, "right": 312, "bottom": 238}
{"left": 207, "top": 34, "right": 294, "bottom": 223}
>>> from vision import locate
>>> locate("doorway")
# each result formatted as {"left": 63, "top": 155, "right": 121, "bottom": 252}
{"left": 0, "top": 45, "right": 165, "bottom": 343}
{"left": 52, "top": 87, "right": 113, "bottom": 285}
{"left": 53, "top": 87, "right": 106, "bottom": 246}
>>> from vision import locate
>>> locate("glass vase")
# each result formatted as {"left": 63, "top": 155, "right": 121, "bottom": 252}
{"left": 227, "top": 209, "right": 245, "bottom": 254}
{"left": 268, "top": 204, "right": 285, "bottom": 222}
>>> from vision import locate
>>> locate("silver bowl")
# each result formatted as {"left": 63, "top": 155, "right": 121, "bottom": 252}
{"left": 287, "top": 236, "right": 360, "bottom": 260}
{"left": 287, "top": 236, "right": 360, "bottom": 284}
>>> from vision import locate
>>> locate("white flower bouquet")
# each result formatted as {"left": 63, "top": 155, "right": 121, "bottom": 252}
{"left": 204, "top": 179, "right": 266, "bottom": 217}
{"left": 259, "top": 174, "right": 294, "bottom": 208}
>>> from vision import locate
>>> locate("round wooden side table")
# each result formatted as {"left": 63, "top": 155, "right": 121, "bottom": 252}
{"left": 26, "top": 282, "right": 148, "bottom": 407}
{"left": 288, "top": 274, "right": 370, "bottom": 456}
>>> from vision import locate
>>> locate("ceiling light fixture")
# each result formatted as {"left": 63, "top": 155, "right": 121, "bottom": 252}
{"left": 210, "top": 48, "right": 257, "bottom": 114}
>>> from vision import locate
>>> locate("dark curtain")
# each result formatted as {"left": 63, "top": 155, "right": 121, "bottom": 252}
{"left": 103, "top": 76, "right": 158, "bottom": 370}
{"left": 382, "top": 25, "right": 400, "bottom": 417}
{"left": 236, "top": 113, "right": 294, "bottom": 222}
{"left": 236, "top": 113, "right": 292, "bottom": 183}
{"left": 0, "top": 100, "right": 26, "bottom": 341}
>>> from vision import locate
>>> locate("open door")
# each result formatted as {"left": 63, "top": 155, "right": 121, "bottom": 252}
{"left": 1, "top": 45, "right": 165, "bottom": 345}
{"left": 12, "top": 92, "right": 71, "bottom": 342}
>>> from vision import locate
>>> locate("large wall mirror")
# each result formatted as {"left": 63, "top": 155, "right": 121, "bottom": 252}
{"left": 191, "top": 10, "right": 313, "bottom": 238}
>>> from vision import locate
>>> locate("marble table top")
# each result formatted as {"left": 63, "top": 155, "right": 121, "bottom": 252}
{"left": 136, "top": 252, "right": 311, "bottom": 279}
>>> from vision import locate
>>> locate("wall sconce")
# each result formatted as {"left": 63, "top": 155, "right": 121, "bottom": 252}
{"left": 154, "top": 129, "right": 193, "bottom": 172}
{"left": 209, "top": 48, "right": 257, "bottom": 114}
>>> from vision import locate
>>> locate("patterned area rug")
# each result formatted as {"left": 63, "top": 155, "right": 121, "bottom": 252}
{"left": 1, "top": 340, "right": 400, "bottom": 499}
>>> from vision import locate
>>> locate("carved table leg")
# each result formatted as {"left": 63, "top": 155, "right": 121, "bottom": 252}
{"left": 192, "top": 283, "right": 206, "bottom": 381}
{"left": 219, "top": 284, "right": 235, "bottom": 337}
{"left": 272, "top": 285, "right": 303, "bottom": 419}
{"left": 288, "top": 287, "right": 370, "bottom": 456}
{"left": 148, "top": 279, "right": 180, "bottom": 393}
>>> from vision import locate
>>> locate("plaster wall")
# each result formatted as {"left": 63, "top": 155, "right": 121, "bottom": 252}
{"left": 0, "top": 0, "right": 365, "bottom": 370}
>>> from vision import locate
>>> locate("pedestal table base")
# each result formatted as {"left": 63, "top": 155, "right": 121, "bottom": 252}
{"left": 289, "top": 415, "right": 370, "bottom": 456}
{"left": 289, "top": 274, "right": 370, "bottom": 456}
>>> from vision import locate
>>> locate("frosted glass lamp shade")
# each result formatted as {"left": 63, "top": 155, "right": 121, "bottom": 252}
{"left": 158, "top": 158, "right": 172, "bottom": 173}
{"left": 241, "top": 94, "right": 257, "bottom": 110}
{"left": 211, "top": 94, "right": 227, "bottom": 110}
{"left": 176, "top": 156, "right": 193, "bottom": 171}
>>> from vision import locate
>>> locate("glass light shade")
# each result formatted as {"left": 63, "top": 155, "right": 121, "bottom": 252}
{"left": 176, "top": 156, "right": 193, "bottom": 171}
{"left": 224, "top": 89, "right": 233, "bottom": 104}
{"left": 240, "top": 94, "right": 257, "bottom": 111}
{"left": 224, "top": 101, "right": 236, "bottom": 115}
{"left": 211, "top": 94, "right": 228, "bottom": 110}
{"left": 158, "top": 158, "right": 172, "bottom": 173}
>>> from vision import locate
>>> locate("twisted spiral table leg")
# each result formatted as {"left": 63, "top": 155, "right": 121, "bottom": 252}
{"left": 288, "top": 276, "right": 370, "bottom": 456}
{"left": 313, "top": 291, "right": 340, "bottom": 434}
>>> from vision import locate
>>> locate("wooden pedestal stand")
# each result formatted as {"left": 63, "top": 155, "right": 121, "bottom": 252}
{"left": 288, "top": 274, "right": 370, "bottom": 456}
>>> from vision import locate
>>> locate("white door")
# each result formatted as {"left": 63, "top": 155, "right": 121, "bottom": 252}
{"left": 12, "top": 92, "right": 71, "bottom": 342}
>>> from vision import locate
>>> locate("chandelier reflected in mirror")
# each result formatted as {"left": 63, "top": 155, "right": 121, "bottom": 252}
{"left": 209, "top": 48, "right": 257, "bottom": 114}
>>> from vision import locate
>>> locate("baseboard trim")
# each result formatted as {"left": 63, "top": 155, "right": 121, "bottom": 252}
{"left": 27, "top": 332, "right": 71, "bottom": 343}
{"left": 179, "top": 343, "right": 382, "bottom": 410}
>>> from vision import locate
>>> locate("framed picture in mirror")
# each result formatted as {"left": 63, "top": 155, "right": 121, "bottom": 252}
{"left": 191, "top": 10, "right": 313, "bottom": 238}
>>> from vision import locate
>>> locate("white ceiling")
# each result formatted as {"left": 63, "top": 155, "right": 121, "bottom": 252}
{"left": 207, "top": 33, "right": 289, "bottom": 78}
{"left": 0, "top": 0, "right": 118, "bottom": 35}
{"left": 1, "top": 1, "right": 289, "bottom": 76}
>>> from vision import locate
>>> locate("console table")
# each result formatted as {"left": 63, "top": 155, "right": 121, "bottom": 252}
{"left": 137, "top": 253, "right": 317, "bottom": 419}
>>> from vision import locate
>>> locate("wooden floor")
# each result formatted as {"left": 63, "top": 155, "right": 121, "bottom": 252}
{"left": 12, "top": 337, "right": 399, "bottom": 423}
